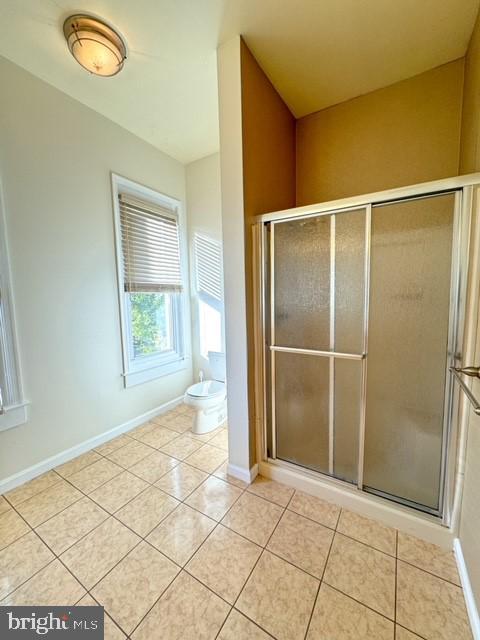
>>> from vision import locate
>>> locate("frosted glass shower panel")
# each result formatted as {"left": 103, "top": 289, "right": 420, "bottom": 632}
{"left": 334, "top": 210, "right": 366, "bottom": 354}
{"left": 275, "top": 351, "right": 330, "bottom": 473}
{"left": 364, "top": 193, "right": 455, "bottom": 510}
{"left": 334, "top": 358, "right": 363, "bottom": 483}
{"left": 273, "top": 216, "right": 330, "bottom": 350}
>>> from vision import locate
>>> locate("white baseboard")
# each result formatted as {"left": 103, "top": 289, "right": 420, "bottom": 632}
{"left": 0, "top": 395, "right": 184, "bottom": 495}
{"left": 454, "top": 538, "right": 480, "bottom": 639}
{"left": 227, "top": 462, "right": 258, "bottom": 484}
{"left": 259, "top": 460, "right": 455, "bottom": 549}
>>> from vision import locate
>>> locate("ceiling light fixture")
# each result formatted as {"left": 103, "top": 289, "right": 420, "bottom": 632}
{"left": 63, "top": 14, "right": 127, "bottom": 77}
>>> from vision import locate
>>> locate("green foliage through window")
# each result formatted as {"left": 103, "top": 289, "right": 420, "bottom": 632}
{"left": 130, "top": 292, "right": 171, "bottom": 358}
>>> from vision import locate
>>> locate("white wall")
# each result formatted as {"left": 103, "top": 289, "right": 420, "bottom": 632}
{"left": 217, "top": 37, "right": 252, "bottom": 477}
{"left": 0, "top": 56, "right": 193, "bottom": 481}
{"left": 185, "top": 153, "right": 223, "bottom": 380}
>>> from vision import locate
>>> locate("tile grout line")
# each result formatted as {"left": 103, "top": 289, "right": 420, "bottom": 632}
{"left": 4, "top": 477, "right": 357, "bottom": 591}
{"left": 181, "top": 480, "right": 250, "bottom": 570}
{"left": 3, "top": 471, "right": 65, "bottom": 509}
{"left": 0, "top": 508, "right": 90, "bottom": 606}
{"left": 43, "top": 501, "right": 151, "bottom": 602}
{"left": 280, "top": 505, "right": 462, "bottom": 590}
{"left": 87, "top": 540, "right": 177, "bottom": 640}
{"left": 3, "top": 471, "right": 187, "bottom": 631}
{"left": 215, "top": 492, "right": 293, "bottom": 640}
{"left": 303, "top": 505, "right": 340, "bottom": 639}
{"left": 0, "top": 432, "right": 463, "bottom": 639}
{"left": 76, "top": 590, "right": 127, "bottom": 639}
{"left": 2, "top": 408, "right": 222, "bottom": 509}
{"left": 320, "top": 506, "right": 397, "bottom": 624}
{"left": 4, "top": 469, "right": 134, "bottom": 549}
{"left": 322, "top": 582, "right": 398, "bottom": 626}
{"left": 1, "top": 457, "right": 185, "bottom": 603}
{"left": 332, "top": 527, "right": 397, "bottom": 558}
{"left": 214, "top": 606, "right": 276, "bottom": 640}
{"left": 0, "top": 528, "right": 33, "bottom": 554}
{"left": 1, "top": 421, "right": 224, "bottom": 510}
{"left": 169, "top": 471, "right": 249, "bottom": 572}
{"left": 228, "top": 509, "right": 398, "bottom": 630}
{"left": 37, "top": 452, "right": 230, "bottom": 632}
{"left": 0, "top": 472, "right": 440, "bottom": 640}
{"left": 299, "top": 505, "right": 401, "bottom": 631}
{"left": 49, "top": 476, "right": 165, "bottom": 550}
{"left": 236, "top": 493, "right": 295, "bottom": 603}
{"left": 286, "top": 499, "right": 401, "bottom": 560}
{"left": 395, "top": 557, "right": 464, "bottom": 589}
{"left": 127, "top": 478, "right": 249, "bottom": 638}
{"left": 69, "top": 411, "right": 200, "bottom": 638}
{"left": 0, "top": 427, "right": 228, "bottom": 555}
{"left": 1, "top": 514, "right": 165, "bottom": 640}
{"left": 0, "top": 411, "right": 229, "bottom": 601}
{"left": 395, "top": 622, "right": 429, "bottom": 640}
{"left": 2, "top": 465, "right": 464, "bottom": 617}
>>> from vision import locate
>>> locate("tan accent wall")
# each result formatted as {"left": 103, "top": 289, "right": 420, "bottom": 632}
{"left": 459, "top": 9, "right": 480, "bottom": 610}
{"left": 460, "top": 10, "right": 480, "bottom": 173}
{"left": 240, "top": 39, "right": 296, "bottom": 462}
{"left": 296, "top": 60, "right": 465, "bottom": 205}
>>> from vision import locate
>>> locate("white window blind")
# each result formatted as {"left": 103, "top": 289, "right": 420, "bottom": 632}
{"left": 119, "top": 193, "right": 182, "bottom": 293}
{"left": 194, "top": 233, "right": 222, "bottom": 302}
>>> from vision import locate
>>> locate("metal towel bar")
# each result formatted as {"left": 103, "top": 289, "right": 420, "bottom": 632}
{"left": 450, "top": 367, "right": 480, "bottom": 416}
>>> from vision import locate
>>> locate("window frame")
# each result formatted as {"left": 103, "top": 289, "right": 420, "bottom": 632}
{"left": 0, "top": 178, "right": 28, "bottom": 432}
{"left": 111, "top": 173, "right": 190, "bottom": 388}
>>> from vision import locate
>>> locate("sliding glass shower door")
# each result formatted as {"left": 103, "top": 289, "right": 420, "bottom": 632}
{"left": 268, "top": 207, "right": 368, "bottom": 485}
{"left": 364, "top": 193, "right": 456, "bottom": 511}
{"left": 264, "top": 191, "right": 460, "bottom": 515}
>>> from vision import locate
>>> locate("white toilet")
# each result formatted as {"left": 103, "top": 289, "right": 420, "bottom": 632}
{"left": 184, "top": 351, "right": 227, "bottom": 434}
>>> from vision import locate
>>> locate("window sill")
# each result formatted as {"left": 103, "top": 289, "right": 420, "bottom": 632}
{"left": 123, "top": 356, "right": 189, "bottom": 388}
{"left": 0, "top": 402, "right": 29, "bottom": 432}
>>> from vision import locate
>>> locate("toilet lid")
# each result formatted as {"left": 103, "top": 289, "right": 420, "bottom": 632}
{"left": 188, "top": 380, "right": 225, "bottom": 398}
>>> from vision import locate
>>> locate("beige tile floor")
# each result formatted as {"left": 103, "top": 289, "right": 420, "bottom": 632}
{"left": 0, "top": 403, "right": 473, "bottom": 640}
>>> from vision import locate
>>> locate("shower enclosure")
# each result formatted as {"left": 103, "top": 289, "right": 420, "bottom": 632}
{"left": 255, "top": 178, "right": 475, "bottom": 522}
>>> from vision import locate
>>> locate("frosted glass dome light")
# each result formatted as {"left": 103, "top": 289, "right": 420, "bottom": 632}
{"left": 63, "top": 15, "right": 127, "bottom": 77}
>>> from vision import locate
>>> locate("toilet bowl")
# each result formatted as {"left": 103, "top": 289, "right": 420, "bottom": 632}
{"left": 184, "top": 352, "right": 227, "bottom": 434}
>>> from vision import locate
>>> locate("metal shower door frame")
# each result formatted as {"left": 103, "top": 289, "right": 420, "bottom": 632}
{"left": 254, "top": 175, "right": 476, "bottom": 524}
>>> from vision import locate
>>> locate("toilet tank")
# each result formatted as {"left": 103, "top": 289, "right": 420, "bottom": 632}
{"left": 208, "top": 351, "right": 226, "bottom": 382}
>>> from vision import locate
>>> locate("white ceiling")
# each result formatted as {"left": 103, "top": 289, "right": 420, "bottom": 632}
{"left": 0, "top": 0, "right": 478, "bottom": 164}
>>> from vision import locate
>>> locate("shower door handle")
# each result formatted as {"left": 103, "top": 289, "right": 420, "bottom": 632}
{"left": 450, "top": 367, "right": 480, "bottom": 416}
{"left": 452, "top": 365, "right": 480, "bottom": 379}
{"left": 269, "top": 345, "right": 365, "bottom": 360}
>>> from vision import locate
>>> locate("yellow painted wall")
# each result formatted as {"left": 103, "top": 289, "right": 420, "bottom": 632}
{"left": 296, "top": 60, "right": 465, "bottom": 205}
{"left": 460, "top": 10, "right": 480, "bottom": 173}
{"left": 241, "top": 41, "right": 296, "bottom": 217}
{"left": 240, "top": 39, "right": 296, "bottom": 463}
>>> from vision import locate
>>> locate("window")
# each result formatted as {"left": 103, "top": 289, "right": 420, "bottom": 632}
{"left": 112, "top": 175, "right": 189, "bottom": 387}
{"left": 0, "top": 183, "right": 27, "bottom": 431}
{"left": 194, "top": 233, "right": 223, "bottom": 358}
